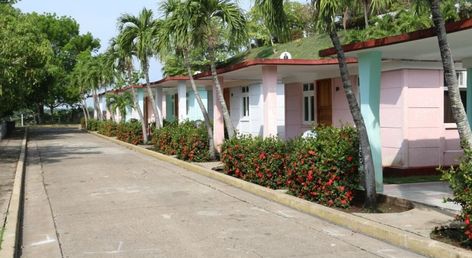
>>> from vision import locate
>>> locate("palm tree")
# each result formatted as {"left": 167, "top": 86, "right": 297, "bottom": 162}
{"left": 315, "top": 0, "right": 378, "bottom": 209}
{"left": 107, "top": 36, "right": 149, "bottom": 143}
{"left": 106, "top": 92, "right": 134, "bottom": 123}
{"left": 190, "top": 0, "right": 247, "bottom": 138}
{"left": 254, "top": 0, "right": 288, "bottom": 41}
{"left": 118, "top": 8, "right": 163, "bottom": 130}
{"left": 260, "top": 0, "right": 377, "bottom": 209}
{"left": 105, "top": 93, "right": 117, "bottom": 121}
{"left": 421, "top": 0, "right": 472, "bottom": 149}
{"left": 159, "top": 0, "right": 216, "bottom": 159}
{"left": 358, "top": 0, "right": 392, "bottom": 28}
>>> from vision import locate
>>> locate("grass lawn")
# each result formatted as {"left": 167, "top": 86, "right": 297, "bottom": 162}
{"left": 383, "top": 175, "right": 442, "bottom": 184}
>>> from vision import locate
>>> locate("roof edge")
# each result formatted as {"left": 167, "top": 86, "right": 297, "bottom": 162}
{"left": 319, "top": 18, "right": 472, "bottom": 57}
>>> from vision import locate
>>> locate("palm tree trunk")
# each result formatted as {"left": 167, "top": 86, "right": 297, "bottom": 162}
{"left": 130, "top": 85, "right": 149, "bottom": 143}
{"left": 329, "top": 29, "right": 377, "bottom": 210}
{"left": 430, "top": 0, "right": 472, "bottom": 149}
{"left": 208, "top": 49, "right": 235, "bottom": 138}
{"left": 144, "top": 66, "right": 163, "bottom": 130}
{"left": 363, "top": 0, "right": 370, "bottom": 28}
{"left": 184, "top": 50, "right": 216, "bottom": 159}
{"left": 93, "top": 89, "right": 102, "bottom": 120}
{"left": 81, "top": 101, "right": 88, "bottom": 129}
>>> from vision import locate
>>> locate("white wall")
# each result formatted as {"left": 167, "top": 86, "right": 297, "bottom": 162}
{"left": 230, "top": 84, "right": 263, "bottom": 136}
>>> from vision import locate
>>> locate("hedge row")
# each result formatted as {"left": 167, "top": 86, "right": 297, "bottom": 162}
{"left": 221, "top": 126, "right": 360, "bottom": 208}
{"left": 152, "top": 121, "right": 210, "bottom": 162}
{"left": 87, "top": 119, "right": 142, "bottom": 145}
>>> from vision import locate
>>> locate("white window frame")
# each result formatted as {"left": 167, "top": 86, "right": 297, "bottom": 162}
{"left": 241, "top": 86, "right": 250, "bottom": 119}
{"left": 302, "top": 83, "right": 316, "bottom": 124}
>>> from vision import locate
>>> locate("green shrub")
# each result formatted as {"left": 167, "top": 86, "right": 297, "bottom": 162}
{"left": 220, "top": 126, "right": 360, "bottom": 208}
{"left": 98, "top": 120, "right": 117, "bottom": 137}
{"left": 286, "top": 126, "right": 360, "bottom": 208}
{"left": 221, "top": 135, "right": 288, "bottom": 189}
{"left": 87, "top": 119, "right": 99, "bottom": 131}
{"left": 152, "top": 121, "right": 210, "bottom": 162}
{"left": 441, "top": 147, "right": 472, "bottom": 241}
{"left": 116, "top": 121, "right": 142, "bottom": 145}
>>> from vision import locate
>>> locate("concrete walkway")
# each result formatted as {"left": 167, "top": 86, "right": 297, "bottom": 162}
{"left": 20, "top": 128, "right": 423, "bottom": 258}
{"left": 0, "top": 129, "right": 23, "bottom": 238}
{"left": 384, "top": 182, "right": 461, "bottom": 212}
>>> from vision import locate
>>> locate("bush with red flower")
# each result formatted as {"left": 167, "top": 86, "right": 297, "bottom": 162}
{"left": 221, "top": 135, "right": 287, "bottom": 189}
{"left": 286, "top": 126, "right": 360, "bottom": 208}
{"left": 98, "top": 120, "right": 117, "bottom": 137}
{"left": 152, "top": 120, "right": 210, "bottom": 162}
{"left": 441, "top": 146, "right": 472, "bottom": 242}
{"left": 116, "top": 120, "right": 143, "bottom": 145}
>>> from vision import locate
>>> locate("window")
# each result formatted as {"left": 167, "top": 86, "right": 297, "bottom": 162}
{"left": 444, "top": 88, "right": 467, "bottom": 123}
{"left": 186, "top": 92, "right": 189, "bottom": 115}
{"left": 242, "top": 86, "right": 250, "bottom": 117}
{"left": 303, "top": 83, "right": 315, "bottom": 123}
{"left": 457, "top": 71, "right": 465, "bottom": 87}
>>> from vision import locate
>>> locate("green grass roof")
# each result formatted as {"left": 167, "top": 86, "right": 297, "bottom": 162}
{"left": 244, "top": 33, "right": 336, "bottom": 60}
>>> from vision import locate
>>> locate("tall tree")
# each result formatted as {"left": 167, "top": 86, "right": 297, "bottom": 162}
{"left": 160, "top": 0, "right": 217, "bottom": 159}
{"left": 314, "top": 0, "right": 377, "bottom": 210}
{"left": 118, "top": 8, "right": 163, "bottom": 131}
{"left": 107, "top": 36, "right": 149, "bottom": 142}
{"left": 189, "top": 0, "right": 247, "bottom": 138}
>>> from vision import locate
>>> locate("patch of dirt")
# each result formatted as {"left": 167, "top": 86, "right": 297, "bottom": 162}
{"left": 343, "top": 190, "right": 414, "bottom": 213}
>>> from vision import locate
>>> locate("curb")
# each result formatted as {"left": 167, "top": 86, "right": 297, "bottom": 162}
{"left": 31, "top": 124, "right": 80, "bottom": 129}
{"left": 0, "top": 128, "right": 28, "bottom": 257}
{"left": 90, "top": 131, "right": 472, "bottom": 258}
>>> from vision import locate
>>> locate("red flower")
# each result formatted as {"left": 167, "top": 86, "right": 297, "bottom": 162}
{"left": 308, "top": 150, "right": 316, "bottom": 155}
{"left": 466, "top": 215, "right": 470, "bottom": 225}
{"left": 347, "top": 156, "right": 353, "bottom": 162}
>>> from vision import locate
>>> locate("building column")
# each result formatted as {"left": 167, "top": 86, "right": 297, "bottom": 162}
{"left": 177, "top": 81, "right": 187, "bottom": 122}
{"left": 262, "top": 66, "right": 278, "bottom": 137}
{"left": 155, "top": 87, "right": 164, "bottom": 125}
{"left": 213, "top": 77, "right": 225, "bottom": 152}
{"left": 358, "top": 51, "right": 383, "bottom": 192}
{"left": 137, "top": 88, "right": 145, "bottom": 119}
{"left": 464, "top": 58, "right": 472, "bottom": 128}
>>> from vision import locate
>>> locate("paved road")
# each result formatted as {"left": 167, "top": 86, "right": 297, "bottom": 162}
{"left": 21, "top": 128, "right": 424, "bottom": 258}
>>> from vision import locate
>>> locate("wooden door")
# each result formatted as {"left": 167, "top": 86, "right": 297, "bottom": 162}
{"left": 223, "top": 88, "right": 231, "bottom": 114}
{"left": 174, "top": 93, "right": 179, "bottom": 120}
{"left": 144, "top": 96, "right": 149, "bottom": 124}
{"left": 316, "top": 79, "right": 332, "bottom": 125}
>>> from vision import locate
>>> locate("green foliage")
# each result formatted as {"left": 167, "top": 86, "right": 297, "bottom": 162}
{"left": 286, "top": 126, "right": 360, "bottom": 208}
{"left": 221, "top": 135, "right": 287, "bottom": 189}
{"left": 441, "top": 147, "right": 472, "bottom": 241}
{"left": 220, "top": 126, "right": 360, "bottom": 208}
{"left": 152, "top": 121, "right": 210, "bottom": 162}
{"left": 0, "top": 4, "right": 99, "bottom": 119}
{"left": 116, "top": 120, "right": 143, "bottom": 145}
{"left": 98, "top": 120, "right": 118, "bottom": 137}
{"left": 87, "top": 119, "right": 99, "bottom": 131}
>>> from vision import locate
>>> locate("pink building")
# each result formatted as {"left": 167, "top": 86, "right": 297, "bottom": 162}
{"left": 102, "top": 18, "right": 472, "bottom": 191}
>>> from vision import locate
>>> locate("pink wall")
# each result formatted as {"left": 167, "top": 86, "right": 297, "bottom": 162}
{"left": 331, "top": 77, "right": 358, "bottom": 127}
{"left": 284, "top": 83, "right": 312, "bottom": 138}
{"left": 404, "top": 69, "right": 462, "bottom": 167}
{"left": 285, "top": 69, "right": 461, "bottom": 169}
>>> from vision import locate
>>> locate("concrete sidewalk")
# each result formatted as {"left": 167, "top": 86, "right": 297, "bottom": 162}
{"left": 20, "top": 127, "right": 423, "bottom": 258}
{"left": 383, "top": 182, "right": 461, "bottom": 212}
{"left": 0, "top": 129, "right": 24, "bottom": 239}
